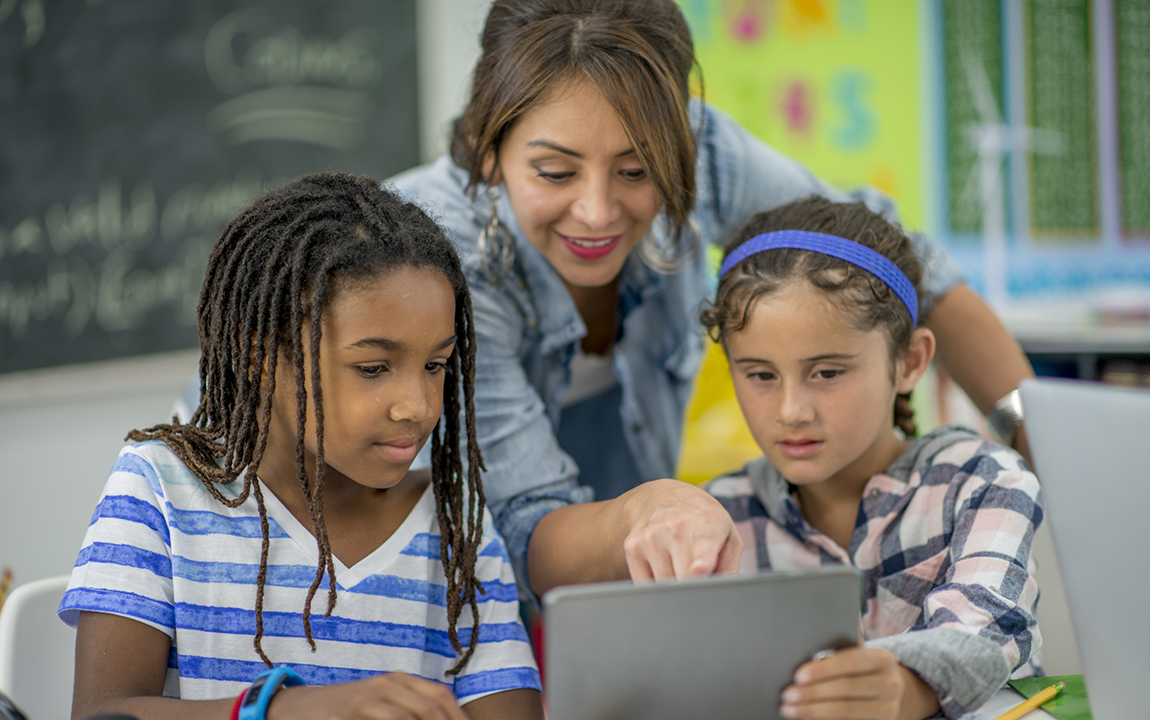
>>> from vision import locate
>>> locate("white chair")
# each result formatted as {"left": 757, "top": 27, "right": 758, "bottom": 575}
{"left": 0, "top": 575, "right": 74, "bottom": 720}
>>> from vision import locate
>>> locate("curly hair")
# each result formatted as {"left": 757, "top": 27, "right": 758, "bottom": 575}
{"left": 127, "top": 171, "right": 487, "bottom": 674}
{"left": 700, "top": 196, "right": 925, "bottom": 436}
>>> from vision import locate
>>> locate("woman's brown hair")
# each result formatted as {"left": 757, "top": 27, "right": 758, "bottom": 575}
{"left": 700, "top": 196, "right": 926, "bottom": 436}
{"left": 452, "top": 0, "right": 700, "bottom": 234}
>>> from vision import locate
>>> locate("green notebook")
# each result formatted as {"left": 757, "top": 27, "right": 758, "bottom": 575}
{"left": 1007, "top": 675, "right": 1092, "bottom": 720}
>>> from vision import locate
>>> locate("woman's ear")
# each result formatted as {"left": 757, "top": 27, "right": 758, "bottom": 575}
{"left": 896, "top": 327, "right": 936, "bottom": 394}
{"left": 482, "top": 150, "right": 502, "bottom": 186}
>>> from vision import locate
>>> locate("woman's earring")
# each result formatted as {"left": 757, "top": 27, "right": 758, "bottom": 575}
{"left": 637, "top": 214, "right": 699, "bottom": 273}
{"left": 477, "top": 187, "right": 514, "bottom": 280}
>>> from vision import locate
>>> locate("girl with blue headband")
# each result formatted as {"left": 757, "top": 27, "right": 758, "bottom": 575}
{"left": 701, "top": 197, "right": 1043, "bottom": 720}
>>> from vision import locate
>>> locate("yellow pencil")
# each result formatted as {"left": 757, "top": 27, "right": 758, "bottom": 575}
{"left": 993, "top": 681, "right": 1065, "bottom": 720}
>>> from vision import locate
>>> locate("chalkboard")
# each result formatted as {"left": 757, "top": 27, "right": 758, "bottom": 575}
{"left": 0, "top": 0, "right": 419, "bottom": 374}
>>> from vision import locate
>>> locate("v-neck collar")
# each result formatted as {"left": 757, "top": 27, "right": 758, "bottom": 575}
{"left": 257, "top": 481, "right": 435, "bottom": 590}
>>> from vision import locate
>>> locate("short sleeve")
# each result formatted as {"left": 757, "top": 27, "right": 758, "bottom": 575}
{"left": 453, "top": 515, "right": 542, "bottom": 704}
{"left": 58, "top": 444, "right": 177, "bottom": 636}
{"left": 464, "top": 278, "right": 592, "bottom": 596}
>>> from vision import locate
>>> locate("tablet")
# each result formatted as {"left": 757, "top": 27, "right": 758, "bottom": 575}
{"left": 543, "top": 566, "right": 862, "bottom": 720}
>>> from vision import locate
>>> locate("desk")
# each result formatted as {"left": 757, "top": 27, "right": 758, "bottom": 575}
{"left": 966, "top": 687, "right": 1064, "bottom": 720}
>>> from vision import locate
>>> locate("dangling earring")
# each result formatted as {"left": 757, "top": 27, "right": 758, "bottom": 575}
{"left": 637, "top": 214, "right": 700, "bottom": 273}
{"left": 477, "top": 187, "right": 514, "bottom": 281}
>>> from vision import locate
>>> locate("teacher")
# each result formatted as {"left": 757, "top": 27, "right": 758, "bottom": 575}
{"left": 389, "top": 0, "right": 1033, "bottom": 600}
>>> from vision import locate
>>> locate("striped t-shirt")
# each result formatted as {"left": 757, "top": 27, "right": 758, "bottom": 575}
{"left": 59, "top": 440, "right": 540, "bottom": 704}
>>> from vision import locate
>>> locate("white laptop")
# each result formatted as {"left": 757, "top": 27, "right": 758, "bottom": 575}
{"left": 543, "top": 566, "right": 861, "bottom": 720}
{"left": 1020, "top": 378, "right": 1150, "bottom": 720}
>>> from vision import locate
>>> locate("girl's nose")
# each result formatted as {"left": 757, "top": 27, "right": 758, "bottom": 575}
{"left": 389, "top": 373, "right": 435, "bottom": 423}
{"left": 570, "top": 175, "right": 620, "bottom": 231}
{"left": 776, "top": 381, "right": 814, "bottom": 426}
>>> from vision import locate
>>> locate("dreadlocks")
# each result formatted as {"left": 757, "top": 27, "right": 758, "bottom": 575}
{"left": 127, "top": 171, "right": 487, "bottom": 675}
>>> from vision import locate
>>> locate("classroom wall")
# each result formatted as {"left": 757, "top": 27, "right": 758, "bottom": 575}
{"left": 1, "top": 0, "right": 1086, "bottom": 678}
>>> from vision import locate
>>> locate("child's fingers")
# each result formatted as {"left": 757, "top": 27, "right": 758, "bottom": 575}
{"left": 780, "top": 649, "right": 904, "bottom": 720}
{"left": 793, "top": 647, "right": 899, "bottom": 684}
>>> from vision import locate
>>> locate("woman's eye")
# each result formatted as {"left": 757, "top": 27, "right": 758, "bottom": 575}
{"left": 749, "top": 372, "right": 776, "bottom": 382}
{"left": 816, "top": 369, "right": 842, "bottom": 380}
{"left": 537, "top": 171, "right": 573, "bottom": 182}
{"left": 426, "top": 361, "right": 447, "bottom": 374}
{"left": 358, "top": 365, "right": 387, "bottom": 378}
{"left": 620, "top": 168, "right": 647, "bottom": 181}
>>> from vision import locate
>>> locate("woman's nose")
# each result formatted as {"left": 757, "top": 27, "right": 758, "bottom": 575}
{"left": 570, "top": 175, "right": 620, "bottom": 231}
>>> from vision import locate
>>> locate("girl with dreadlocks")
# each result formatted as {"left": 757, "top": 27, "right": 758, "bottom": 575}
{"left": 59, "top": 172, "right": 543, "bottom": 720}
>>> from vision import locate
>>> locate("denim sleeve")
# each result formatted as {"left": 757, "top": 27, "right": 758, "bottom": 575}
{"left": 703, "top": 104, "right": 964, "bottom": 314}
{"left": 467, "top": 279, "right": 592, "bottom": 599}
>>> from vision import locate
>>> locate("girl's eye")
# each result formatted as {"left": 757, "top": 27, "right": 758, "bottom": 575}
{"left": 537, "top": 171, "right": 573, "bottom": 183}
{"left": 749, "top": 371, "right": 776, "bottom": 382}
{"left": 816, "top": 369, "right": 843, "bottom": 380}
{"left": 426, "top": 361, "right": 447, "bottom": 374}
{"left": 620, "top": 168, "right": 647, "bottom": 181}
{"left": 358, "top": 364, "right": 388, "bottom": 378}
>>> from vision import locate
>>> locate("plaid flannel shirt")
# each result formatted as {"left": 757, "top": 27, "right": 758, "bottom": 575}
{"left": 705, "top": 425, "right": 1044, "bottom": 719}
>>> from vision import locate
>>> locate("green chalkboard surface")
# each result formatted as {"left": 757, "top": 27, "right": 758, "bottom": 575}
{"left": 0, "top": 0, "right": 419, "bottom": 374}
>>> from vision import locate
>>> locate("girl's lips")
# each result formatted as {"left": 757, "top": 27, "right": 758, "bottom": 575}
{"left": 376, "top": 440, "right": 420, "bottom": 464}
{"left": 559, "top": 233, "right": 621, "bottom": 260}
{"left": 777, "top": 439, "right": 824, "bottom": 458}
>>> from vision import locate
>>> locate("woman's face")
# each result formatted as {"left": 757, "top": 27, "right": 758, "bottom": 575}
{"left": 494, "top": 79, "right": 663, "bottom": 289}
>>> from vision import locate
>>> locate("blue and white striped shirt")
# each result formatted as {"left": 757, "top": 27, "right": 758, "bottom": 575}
{"left": 59, "top": 440, "right": 540, "bottom": 703}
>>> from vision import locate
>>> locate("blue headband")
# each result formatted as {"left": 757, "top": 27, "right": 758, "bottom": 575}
{"left": 718, "top": 230, "right": 919, "bottom": 325}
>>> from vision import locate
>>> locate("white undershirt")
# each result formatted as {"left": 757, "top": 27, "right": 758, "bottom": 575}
{"left": 561, "top": 347, "right": 618, "bottom": 407}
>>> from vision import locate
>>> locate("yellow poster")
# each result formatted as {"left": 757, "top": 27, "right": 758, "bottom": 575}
{"left": 676, "top": 0, "right": 924, "bottom": 483}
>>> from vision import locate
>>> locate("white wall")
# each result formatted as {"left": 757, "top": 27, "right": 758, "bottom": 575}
{"left": 416, "top": 0, "right": 489, "bottom": 162}
{"left": 0, "top": 350, "right": 199, "bottom": 586}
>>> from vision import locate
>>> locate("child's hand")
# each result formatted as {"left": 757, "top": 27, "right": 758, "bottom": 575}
{"left": 779, "top": 647, "right": 940, "bottom": 720}
{"left": 270, "top": 672, "right": 468, "bottom": 720}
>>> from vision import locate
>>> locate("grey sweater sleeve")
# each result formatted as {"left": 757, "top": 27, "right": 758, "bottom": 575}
{"left": 867, "top": 628, "right": 1010, "bottom": 719}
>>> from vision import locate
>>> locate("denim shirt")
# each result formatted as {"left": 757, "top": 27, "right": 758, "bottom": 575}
{"left": 387, "top": 102, "right": 965, "bottom": 592}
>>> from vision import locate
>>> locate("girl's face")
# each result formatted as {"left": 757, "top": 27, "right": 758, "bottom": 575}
{"left": 494, "top": 78, "right": 663, "bottom": 289}
{"left": 265, "top": 266, "right": 457, "bottom": 492}
{"left": 725, "top": 283, "right": 932, "bottom": 490}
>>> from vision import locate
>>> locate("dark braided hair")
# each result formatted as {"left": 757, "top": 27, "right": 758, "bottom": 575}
{"left": 127, "top": 171, "right": 487, "bottom": 675}
{"left": 700, "top": 196, "right": 925, "bottom": 437}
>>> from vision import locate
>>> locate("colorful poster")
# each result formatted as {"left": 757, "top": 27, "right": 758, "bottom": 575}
{"left": 683, "top": 0, "right": 924, "bottom": 228}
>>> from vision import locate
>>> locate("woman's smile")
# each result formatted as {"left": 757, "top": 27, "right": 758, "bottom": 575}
{"left": 559, "top": 233, "right": 622, "bottom": 260}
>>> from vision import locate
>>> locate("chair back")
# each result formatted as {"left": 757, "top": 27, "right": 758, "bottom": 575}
{"left": 0, "top": 575, "right": 74, "bottom": 720}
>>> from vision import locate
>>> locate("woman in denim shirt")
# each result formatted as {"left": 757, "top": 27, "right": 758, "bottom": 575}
{"left": 172, "top": 0, "right": 1034, "bottom": 602}
{"left": 385, "top": 0, "right": 1036, "bottom": 602}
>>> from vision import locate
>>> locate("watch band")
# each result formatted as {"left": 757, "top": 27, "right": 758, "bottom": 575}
{"left": 986, "top": 388, "right": 1025, "bottom": 446}
{"left": 238, "top": 667, "right": 306, "bottom": 720}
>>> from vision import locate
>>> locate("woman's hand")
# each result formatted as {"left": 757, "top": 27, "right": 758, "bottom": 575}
{"left": 270, "top": 673, "right": 468, "bottom": 720}
{"left": 618, "top": 478, "right": 743, "bottom": 582}
{"left": 779, "top": 648, "right": 939, "bottom": 720}
{"left": 528, "top": 477, "right": 743, "bottom": 594}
